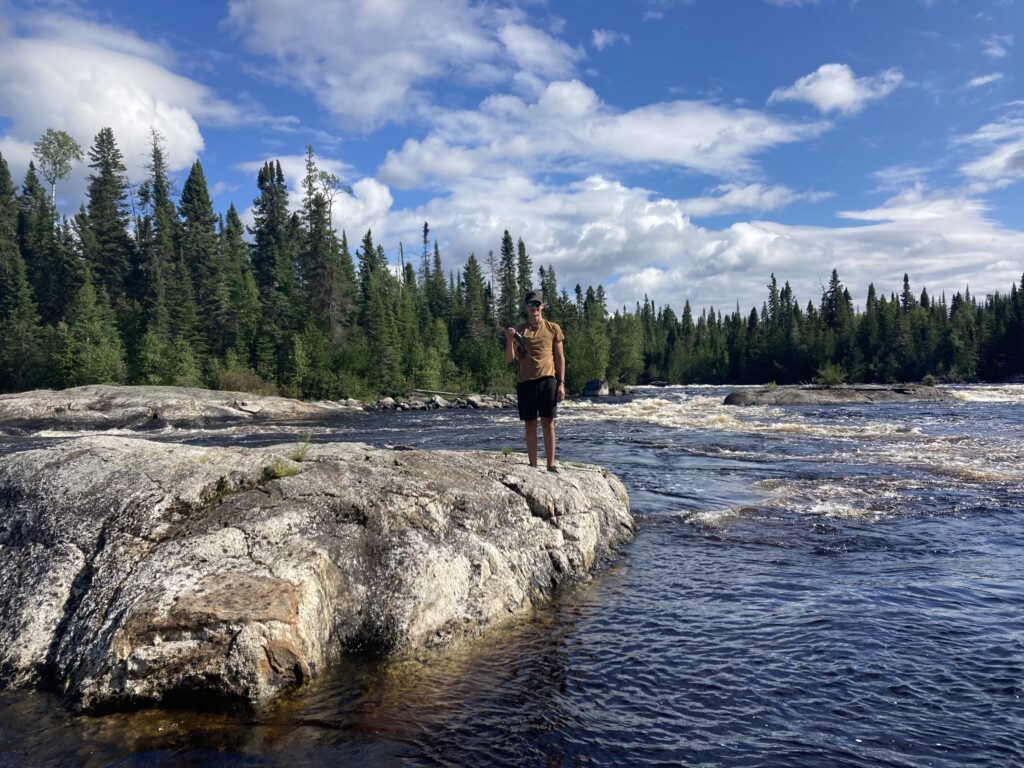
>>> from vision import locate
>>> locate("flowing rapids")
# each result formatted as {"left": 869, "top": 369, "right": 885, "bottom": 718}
{"left": 1, "top": 385, "right": 1022, "bottom": 767}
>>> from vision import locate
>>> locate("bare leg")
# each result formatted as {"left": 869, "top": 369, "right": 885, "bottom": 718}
{"left": 524, "top": 419, "right": 538, "bottom": 466}
{"left": 541, "top": 417, "right": 556, "bottom": 468}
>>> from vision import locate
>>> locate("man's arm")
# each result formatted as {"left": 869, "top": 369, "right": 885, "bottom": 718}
{"left": 553, "top": 339, "right": 565, "bottom": 402}
{"left": 504, "top": 326, "right": 518, "bottom": 363}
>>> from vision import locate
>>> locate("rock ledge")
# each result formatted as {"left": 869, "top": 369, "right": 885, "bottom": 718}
{"left": 0, "top": 437, "right": 633, "bottom": 711}
{"left": 724, "top": 383, "right": 954, "bottom": 406}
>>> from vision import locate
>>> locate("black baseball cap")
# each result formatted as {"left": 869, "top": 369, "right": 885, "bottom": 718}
{"left": 524, "top": 290, "right": 544, "bottom": 304}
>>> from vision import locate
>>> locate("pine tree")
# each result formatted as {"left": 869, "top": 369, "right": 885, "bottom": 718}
{"left": 497, "top": 229, "right": 519, "bottom": 325}
{"left": 250, "top": 160, "right": 299, "bottom": 381}
{"left": 516, "top": 237, "right": 533, "bottom": 297}
{"left": 56, "top": 277, "right": 126, "bottom": 386}
{"left": 0, "top": 152, "right": 45, "bottom": 390}
{"left": 221, "top": 204, "right": 261, "bottom": 362}
{"left": 83, "top": 127, "right": 135, "bottom": 302}
{"left": 16, "top": 162, "right": 64, "bottom": 324}
{"left": 300, "top": 147, "right": 353, "bottom": 338}
{"left": 180, "top": 159, "right": 225, "bottom": 354}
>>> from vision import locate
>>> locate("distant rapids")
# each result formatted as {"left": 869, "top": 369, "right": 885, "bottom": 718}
{"left": 2, "top": 385, "right": 1022, "bottom": 767}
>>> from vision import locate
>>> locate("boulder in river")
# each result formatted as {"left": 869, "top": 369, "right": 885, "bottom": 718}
{"left": 723, "top": 384, "right": 955, "bottom": 406}
{"left": 0, "top": 436, "right": 633, "bottom": 711}
{"left": 581, "top": 379, "right": 610, "bottom": 397}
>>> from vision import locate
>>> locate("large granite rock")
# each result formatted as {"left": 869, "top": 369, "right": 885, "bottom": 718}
{"left": 724, "top": 384, "right": 954, "bottom": 406}
{"left": 0, "top": 437, "right": 633, "bottom": 711}
{"left": 0, "top": 385, "right": 359, "bottom": 433}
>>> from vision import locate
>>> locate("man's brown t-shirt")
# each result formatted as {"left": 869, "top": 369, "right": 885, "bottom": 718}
{"left": 516, "top": 318, "right": 564, "bottom": 383}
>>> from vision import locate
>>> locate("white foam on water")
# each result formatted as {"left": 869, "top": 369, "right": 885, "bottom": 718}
{"left": 678, "top": 506, "right": 754, "bottom": 526}
{"left": 564, "top": 392, "right": 924, "bottom": 442}
{"left": 946, "top": 384, "right": 1024, "bottom": 403}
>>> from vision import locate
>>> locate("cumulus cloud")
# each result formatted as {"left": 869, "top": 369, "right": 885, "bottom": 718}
{"left": 498, "top": 23, "right": 582, "bottom": 79}
{"left": 592, "top": 29, "right": 630, "bottom": 51}
{"left": 379, "top": 79, "right": 828, "bottom": 187}
{"left": 769, "top": 63, "right": 903, "bottom": 115}
{"left": 964, "top": 72, "right": 1004, "bottom": 89}
{"left": 0, "top": 8, "right": 282, "bottom": 208}
{"left": 605, "top": 186, "right": 1023, "bottom": 313}
{"left": 226, "top": 0, "right": 584, "bottom": 130}
{"left": 378, "top": 168, "right": 1023, "bottom": 316}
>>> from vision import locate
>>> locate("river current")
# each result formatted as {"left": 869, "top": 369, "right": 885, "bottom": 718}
{"left": 1, "top": 385, "right": 1022, "bottom": 767}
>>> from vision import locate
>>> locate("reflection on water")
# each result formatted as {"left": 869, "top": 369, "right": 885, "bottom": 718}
{"left": 1, "top": 385, "right": 1023, "bottom": 767}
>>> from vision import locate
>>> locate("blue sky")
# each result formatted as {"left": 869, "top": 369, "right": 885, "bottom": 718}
{"left": 1, "top": 0, "right": 1022, "bottom": 313}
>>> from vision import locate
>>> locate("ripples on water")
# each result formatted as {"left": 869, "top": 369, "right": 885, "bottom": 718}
{"left": 1, "top": 386, "right": 1022, "bottom": 767}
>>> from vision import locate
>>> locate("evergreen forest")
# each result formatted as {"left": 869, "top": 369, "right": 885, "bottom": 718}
{"left": 1, "top": 128, "right": 1022, "bottom": 399}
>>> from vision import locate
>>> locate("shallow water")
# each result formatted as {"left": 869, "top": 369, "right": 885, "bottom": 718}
{"left": 1, "top": 386, "right": 1023, "bottom": 767}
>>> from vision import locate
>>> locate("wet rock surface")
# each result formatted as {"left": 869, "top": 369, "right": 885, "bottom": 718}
{"left": 0, "top": 385, "right": 359, "bottom": 433}
{"left": 723, "top": 383, "right": 955, "bottom": 406}
{"left": 0, "top": 436, "right": 633, "bottom": 712}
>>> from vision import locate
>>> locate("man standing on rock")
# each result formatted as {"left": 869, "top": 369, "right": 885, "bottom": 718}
{"left": 504, "top": 290, "right": 566, "bottom": 473}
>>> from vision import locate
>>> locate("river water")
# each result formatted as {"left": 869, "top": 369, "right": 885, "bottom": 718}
{"left": 1, "top": 386, "right": 1022, "bottom": 767}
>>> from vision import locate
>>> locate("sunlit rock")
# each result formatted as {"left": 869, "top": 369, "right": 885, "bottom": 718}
{"left": 0, "top": 437, "right": 633, "bottom": 711}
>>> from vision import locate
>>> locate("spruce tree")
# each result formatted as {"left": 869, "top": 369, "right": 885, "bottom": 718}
{"left": 56, "top": 277, "right": 126, "bottom": 386}
{"left": 0, "top": 152, "right": 44, "bottom": 391}
{"left": 516, "top": 237, "right": 533, "bottom": 296}
{"left": 180, "top": 159, "right": 225, "bottom": 354}
{"left": 497, "top": 229, "right": 519, "bottom": 325}
{"left": 83, "top": 127, "right": 135, "bottom": 302}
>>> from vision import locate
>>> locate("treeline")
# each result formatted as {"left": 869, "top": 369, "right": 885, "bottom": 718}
{"left": 0, "top": 127, "right": 1021, "bottom": 399}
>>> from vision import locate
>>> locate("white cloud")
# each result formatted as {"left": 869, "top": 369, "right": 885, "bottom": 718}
{"left": 982, "top": 34, "right": 1013, "bottom": 59}
{"left": 380, "top": 79, "right": 828, "bottom": 187}
{"left": 592, "top": 29, "right": 630, "bottom": 51}
{"left": 956, "top": 113, "right": 1024, "bottom": 189}
{"left": 964, "top": 72, "right": 1004, "bottom": 89}
{"left": 0, "top": 8, "right": 279, "bottom": 208}
{"left": 377, "top": 169, "right": 1023, "bottom": 316}
{"left": 871, "top": 164, "right": 932, "bottom": 190}
{"left": 764, "top": 0, "right": 821, "bottom": 6}
{"left": 498, "top": 23, "right": 582, "bottom": 79}
{"left": 769, "top": 63, "right": 903, "bottom": 115}
{"left": 226, "top": 0, "right": 583, "bottom": 130}
{"left": 680, "top": 183, "right": 832, "bottom": 217}
{"left": 837, "top": 184, "right": 989, "bottom": 222}
{"left": 606, "top": 186, "right": 1024, "bottom": 313}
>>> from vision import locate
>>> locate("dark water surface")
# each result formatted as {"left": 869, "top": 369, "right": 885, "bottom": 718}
{"left": 1, "top": 386, "right": 1022, "bottom": 767}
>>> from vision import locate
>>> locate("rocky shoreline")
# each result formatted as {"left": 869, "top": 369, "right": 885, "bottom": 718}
{"left": 0, "top": 435, "right": 634, "bottom": 712}
{"left": 723, "top": 383, "right": 955, "bottom": 406}
{"left": 0, "top": 385, "right": 521, "bottom": 434}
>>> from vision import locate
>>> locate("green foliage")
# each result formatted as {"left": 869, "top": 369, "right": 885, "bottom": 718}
{"left": 922, "top": 373, "right": 938, "bottom": 386}
{"left": 263, "top": 459, "right": 300, "bottom": 480}
{"left": 56, "top": 278, "right": 126, "bottom": 387}
{"left": 288, "top": 431, "right": 314, "bottom": 462}
{"left": 813, "top": 363, "right": 847, "bottom": 387}
{"left": 32, "top": 128, "right": 83, "bottom": 201}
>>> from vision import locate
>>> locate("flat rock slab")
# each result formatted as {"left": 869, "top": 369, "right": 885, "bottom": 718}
{"left": 0, "top": 385, "right": 359, "bottom": 433}
{"left": 723, "top": 384, "right": 955, "bottom": 406}
{"left": 0, "top": 437, "right": 633, "bottom": 712}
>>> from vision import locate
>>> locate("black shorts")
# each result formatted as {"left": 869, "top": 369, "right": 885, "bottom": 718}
{"left": 517, "top": 376, "right": 558, "bottom": 421}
